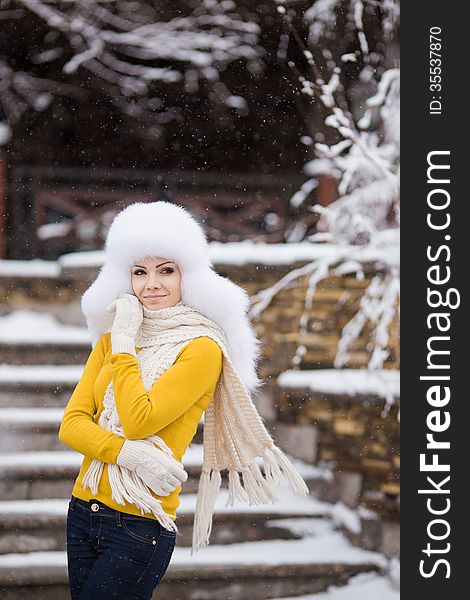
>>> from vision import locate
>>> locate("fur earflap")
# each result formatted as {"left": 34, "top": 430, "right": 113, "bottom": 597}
{"left": 81, "top": 201, "right": 263, "bottom": 392}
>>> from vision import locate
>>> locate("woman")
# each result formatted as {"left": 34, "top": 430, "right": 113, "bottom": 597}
{"left": 59, "top": 201, "right": 309, "bottom": 599}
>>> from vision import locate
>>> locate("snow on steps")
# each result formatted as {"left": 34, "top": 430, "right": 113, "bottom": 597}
{"left": 0, "top": 365, "right": 83, "bottom": 384}
{"left": 277, "top": 369, "right": 400, "bottom": 399}
{"left": 0, "top": 310, "right": 90, "bottom": 365}
{"left": 0, "top": 408, "right": 66, "bottom": 452}
{"left": 0, "top": 521, "right": 387, "bottom": 600}
{"left": 0, "top": 309, "right": 397, "bottom": 597}
{"left": 0, "top": 365, "right": 80, "bottom": 407}
{"left": 271, "top": 571, "right": 399, "bottom": 600}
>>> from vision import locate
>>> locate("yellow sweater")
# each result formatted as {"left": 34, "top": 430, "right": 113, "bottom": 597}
{"left": 58, "top": 332, "right": 223, "bottom": 520}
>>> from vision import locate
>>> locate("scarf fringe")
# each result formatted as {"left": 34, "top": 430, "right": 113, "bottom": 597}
{"left": 192, "top": 445, "right": 309, "bottom": 554}
{"left": 241, "top": 461, "right": 279, "bottom": 505}
{"left": 226, "top": 469, "right": 249, "bottom": 505}
{"left": 81, "top": 459, "right": 104, "bottom": 495}
{"left": 262, "top": 447, "right": 287, "bottom": 487}
{"left": 264, "top": 445, "right": 310, "bottom": 497}
{"left": 191, "top": 468, "right": 222, "bottom": 555}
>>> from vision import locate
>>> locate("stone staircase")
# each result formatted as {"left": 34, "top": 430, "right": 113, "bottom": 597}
{"left": 0, "top": 333, "right": 395, "bottom": 599}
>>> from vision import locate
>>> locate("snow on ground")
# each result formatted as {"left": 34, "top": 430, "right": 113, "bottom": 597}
{"left": 173, "top": 528, "right": 387, "bottom": 567}
{"left": 265, "top": 517, "right": 332, "bottom": 537}
{"left": 208, "top": 241, "right": 340, "bottom": 265}
{"left": 58, "top": 250, "right": 105, "bottom": 268}
{"left": 0, "top": 407, "right": 64, "bottom": 423}
{"left": 0, "top": 259, "right": 60, "bottom": 277}
{"left": 0, "top": 551, "right": 66, "bottom": 568}
{"left": 0, "top": 364, "right": 83, "bottom": 383}
{"left": 0, "top": 498, "right": 68, "bottom": 515}
{"left": 329, "top": 502, "right": 362, "bottom": 534}
{"left": 0, "top": 451, "right": 82, "bottom": 468}
{"left": 278, "top": 368, "right": 399, "bottom": 398}
{"left": 0, "top": 310, "right": 89, "bottom": 344}
{"left": 0, "top": 122, "right": 11, "bottom": 145}
{"left": 272, "top": 571, "right": 399, "bottom": 600}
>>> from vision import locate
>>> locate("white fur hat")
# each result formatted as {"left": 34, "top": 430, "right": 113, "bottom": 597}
{"left": 81, "top": 201, "right": 262, "bottom": 391}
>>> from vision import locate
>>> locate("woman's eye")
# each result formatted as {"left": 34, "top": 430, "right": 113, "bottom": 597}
{"left": 133, "top": 268, "right": 173, "bottom": 275}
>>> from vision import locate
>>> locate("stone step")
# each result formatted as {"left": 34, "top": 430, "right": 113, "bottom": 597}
{"left": 0, "top": 366, "right": 80, "bottom": 407}
{"left": 0, "top": 408, "right": 204, "bottom": 452}
{"left": 0, "top": 494, "right": 331, "bottom": 553}
{"left": 0, "top": 342, "right": 89, "bottom": 366}
{"left": 0, "top": 559, "right": 381, "bottom": 600}
{"left": 341, "top": 510, "right": 400, "bottom": 560}
{"left": 0, "top": 409, "right": 66, "bottom": 453}
{"left": 0, "top": 562, "right": 381, "bottom": 600}
{"left": 0, "top": 382, "right": 74, "bottom": 408}
{"left": 0, "top": 527, "right": 386, "bottom": 600}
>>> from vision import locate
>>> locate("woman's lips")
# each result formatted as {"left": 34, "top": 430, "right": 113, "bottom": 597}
{"left": 145, "top": 295, "right": 167, "bottom": 299}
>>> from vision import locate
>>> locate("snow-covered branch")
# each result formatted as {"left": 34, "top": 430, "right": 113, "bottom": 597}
{"left": 252, "top": 0, "right": 400, "bottom": 373}
{"left": 0, "top": 0, "right": 264, "bottom": 135}
{"left": 309, "top": 67, "right": 400, "bottom": 245}
{"left": 249, "top": 230, "right": 399, "bottom": 370}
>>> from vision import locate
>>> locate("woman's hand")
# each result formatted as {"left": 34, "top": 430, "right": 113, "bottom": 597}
{"left": 116, "top": 440, "right": 188, "bottom": 496}
{"left": 106, "top": 293, "right": 143, "bottom": 357}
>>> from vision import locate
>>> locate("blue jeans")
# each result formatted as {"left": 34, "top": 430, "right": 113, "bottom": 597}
{"left": 66, "top": 496, "right": 177, "bottom": 599}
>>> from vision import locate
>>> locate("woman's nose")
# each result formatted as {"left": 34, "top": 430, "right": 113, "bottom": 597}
{"left": 146, "top": 279, "right": 162, "bottom": 289}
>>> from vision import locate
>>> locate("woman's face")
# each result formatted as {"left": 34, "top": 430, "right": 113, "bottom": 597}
{"left": 131, "top": 256, "right": 182, "bottom": 310}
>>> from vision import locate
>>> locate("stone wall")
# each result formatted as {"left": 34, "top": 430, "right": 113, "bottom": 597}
{"left": 273, "top": 386, "right": 400, "bottom": 519}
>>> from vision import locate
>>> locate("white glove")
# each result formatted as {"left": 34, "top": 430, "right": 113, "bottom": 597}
{"left": 116, "top": 440, "right": 188, "bottom": 496}
{"left": 106, "top": 293, "right": 143, "bottom": 357}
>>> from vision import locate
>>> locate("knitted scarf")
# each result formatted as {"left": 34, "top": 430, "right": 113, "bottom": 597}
{"left": 81, "top": 301, "right": 309, "bottom": 554}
